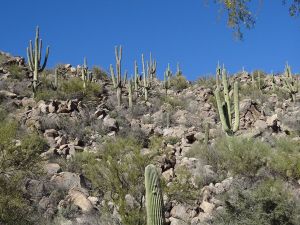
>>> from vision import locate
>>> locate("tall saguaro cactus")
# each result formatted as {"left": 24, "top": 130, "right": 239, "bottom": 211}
{"left": 216, "top": 62, "right": 221, "bottom": 89}
{"left": 134, "top": 60, "right": 140, "bottom": 95}
{"left": 27, "top": 26, "right": 50, "bottom": 97}
{"left": 110, "top": 46, "right": 127, "bottom": 106}
{"left": 145, "top": 164, "right": 164, "bottom": 225}
{"left": 149, "top": 53, "right": 157, "bottom": 80}
{"left": 127, "top": 78, "right": 133, "bottom": 108}
{"left": 163, "top": 64, "right": 172, "bottom": 96}
{"left": 215, "top": 67, "right": 240, "bottom": 136}
{"left": 142, "top": 54, "right": 151, "bottom": 101}
{"left": 81, "top": 57, "right": 88, "bottom": 91}
{"left": 283, "top": 63, "right": 298, "bottom": 102}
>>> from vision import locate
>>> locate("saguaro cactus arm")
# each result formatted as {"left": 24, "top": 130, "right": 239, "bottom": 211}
{"left": 233, "top": 81, "right": 240, "bottom": 133}
{"left": 145, "top": 164, "right": 164, "bottom": 225}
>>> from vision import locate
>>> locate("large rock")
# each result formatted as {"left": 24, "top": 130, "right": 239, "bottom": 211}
{"left": 103, "top": 116, "right": 119, "bottom": 131}
{"left": 176, "top": 157, "right": 217, "bottom": 187}
{"left": 169, "top": 217, "right": 189, "bottom": 225}
{"left": 44, "top": 163, "right": 61, "bottom": 175}
{"left": 67, "top": 189, "right": 93, "bottom": 212}
{"left": 50, "top": 172, "right": 81, "bottom": 191}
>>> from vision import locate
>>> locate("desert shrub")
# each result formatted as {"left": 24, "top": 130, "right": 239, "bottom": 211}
{"left": 165, "top": 136, "right": 181, "bottom": 145}
{"left": 213, "top": 179, "right": 300, "bottom": 225}
{"left": 0, "top": 120, "right": 47, "bottom": 225}
{"left": 0, "top": 54, "right": 9, "bottom": 65}
{"left": 164, "top": 165, "right": 200, "bottom": 204}
{"left": 35, "top": 77, "right": 103, "bottom": 101}
{"left": 171, "top": 74, "right": 189, "bottom": 91}
{"left": 68, "top": 137, "right": 157, "bottom": 225}
{"left": 239, "top": 84, "right": 269, "bottom": 102}
{"left": 161, "top": 96, "right": 186, "bottom": 109}
{"left": 196, "top": 75, "right": 216, "bottom": 88}
{"left": 189, "top": 137, "right": 271, "bottom": 177}
{"left": 7, "top": 64, "right": 27, "bottom": 80}
{"left": 269, "top": 138, "right": 300, "bottom": 180}
{"left": 92, "top": 66, "right": 108, "bottom": 80}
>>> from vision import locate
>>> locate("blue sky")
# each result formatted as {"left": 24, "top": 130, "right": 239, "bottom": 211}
{"left": 0, "top": 0, "right": 299, "bottom": 80}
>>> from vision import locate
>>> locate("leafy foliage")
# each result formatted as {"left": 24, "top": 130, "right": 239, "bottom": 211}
{"left": 213, "top": 179, "right": 300, "bottom": 225}
{"left": 67, "top": 137, "right": 157, "bottom": 225}
{"left": 0, "top": 119, "right": 47, "bottom": 225}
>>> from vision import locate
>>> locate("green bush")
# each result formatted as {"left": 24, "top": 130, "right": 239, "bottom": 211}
{"left": 35, "top": 77, "right": 103, "bottom": 101}
{"left": 189, "top": 137, "right": 271, "bottom": 177}
{"left": 0, "top": 120, "right": 46, "bottom": 225}
{"left": 269, "top": 138, "right": 300, "bottom": 180}
{"left": 92, "top": 66, "right": 108, "bottom": 80}
{"left": 171, "top": 74, "right": 189, "bottom": 91}
{"left": 196, "top": 75, "right": 216, "bottom": 88}
{"left": 161, "top": 96, "right": 186, "bottom": 109}
{"left": 213, "top": 179, "right": 300, "bottom": 225}
{"left": 67, "top": 137, "right": 157, "bottom": 225}
{"left": 7, "top": 64, "right": 27, "bottom": 80}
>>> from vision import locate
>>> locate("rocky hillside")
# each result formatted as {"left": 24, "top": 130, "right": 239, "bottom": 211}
{"left": 0, "top": 49, "right": 300, "bottom": 225}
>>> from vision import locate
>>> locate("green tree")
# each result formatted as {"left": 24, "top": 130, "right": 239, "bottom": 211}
{"left": 210, "top": 0, "right": 300, "bottom": 39}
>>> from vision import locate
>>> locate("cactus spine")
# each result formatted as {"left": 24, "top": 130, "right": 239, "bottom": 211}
{"left": 26, "top": 26, "right": 50, "bottom": 97}
{"left": 215, "top": 67, "right": 240, "bottom": 136}
{"left": 110, "top": 46, "right": 126, "bottom": 106}
{"left": 283, "top": 63, "right": 298, "bottom": 102}
{"left": 145, "top": 164, "right": 164, "bottom": 225}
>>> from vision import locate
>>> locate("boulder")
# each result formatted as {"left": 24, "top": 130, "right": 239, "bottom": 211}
{"left": 50, "top": 172, "right": 81, "bottom": 191}
{"left": 103, "top": 116, "right": 119, "bottom": 131}
{"left": 67, "top": 189, "right": 93, "bottom": 212}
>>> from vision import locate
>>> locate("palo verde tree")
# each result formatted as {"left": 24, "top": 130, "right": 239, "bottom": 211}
{"left": 210, "top": 0, "right": 300, "bottom": 39}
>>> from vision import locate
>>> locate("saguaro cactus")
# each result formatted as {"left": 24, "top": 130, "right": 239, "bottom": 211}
{"left": 149, "top": 53, "right": 157, "bottom": 80}
{"left": 142, "top": 54, "right": 151, "bottom": 101}
{"left": 216, "top": 62, "right": 221, "bottom": 89}
{"left": 51, "top": 68, "right": 58, "bottom": 90}
{"left": 145, "top": 164, "right": 164, "bottom": 225}
{"left": 27, "top": 26, "right": 50, "bottom": 97}
{"left": 127, "top": 78, "right": 133, "bottom": 108}
{"left": 110, "top": 46, "right": 127, "bottom": 106}
{"left": 134, "top": 60, "right": 140, "bottom": 95}
{"left": 176, "top": 63, "right": 182, "bottom": 76}
{"left": 283, "top": 63, "right": 298, "bottom": 102}
{"left": 214, "top": 67, "right": 240, "bottom": 136}
{"left": 163, "top": 64, "right": 172, "bottom": 96}
{"left": 81, "top": 57, "right": 88, "bottom": 91}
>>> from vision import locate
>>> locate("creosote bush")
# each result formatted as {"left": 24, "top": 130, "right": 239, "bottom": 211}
{"left": 213, "top": 178, "right": 300, "bottom": 225}
{"left": 0, "top": 119, "right": 47, "bottom": 225}
{"left": 269, "top": 138, "right": 300, "bottom": 180}
{"left": 35, "top": 77, "right": 103, "bottom": 101}
{"left": 189, "top": 137, "right": 271, "bottom": 177}
{"left": 7, "top": 64, "right": 27, "bottom": 80}
{"left": 170, "top": 74, "right": 189, "bottom": 91}
{"left": 67, "top": 137, "right": 158, "bottom": 225}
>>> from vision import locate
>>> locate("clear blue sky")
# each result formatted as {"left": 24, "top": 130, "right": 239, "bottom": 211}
{"left": 0, "top": 0, "right": 299, "bottom": 80}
